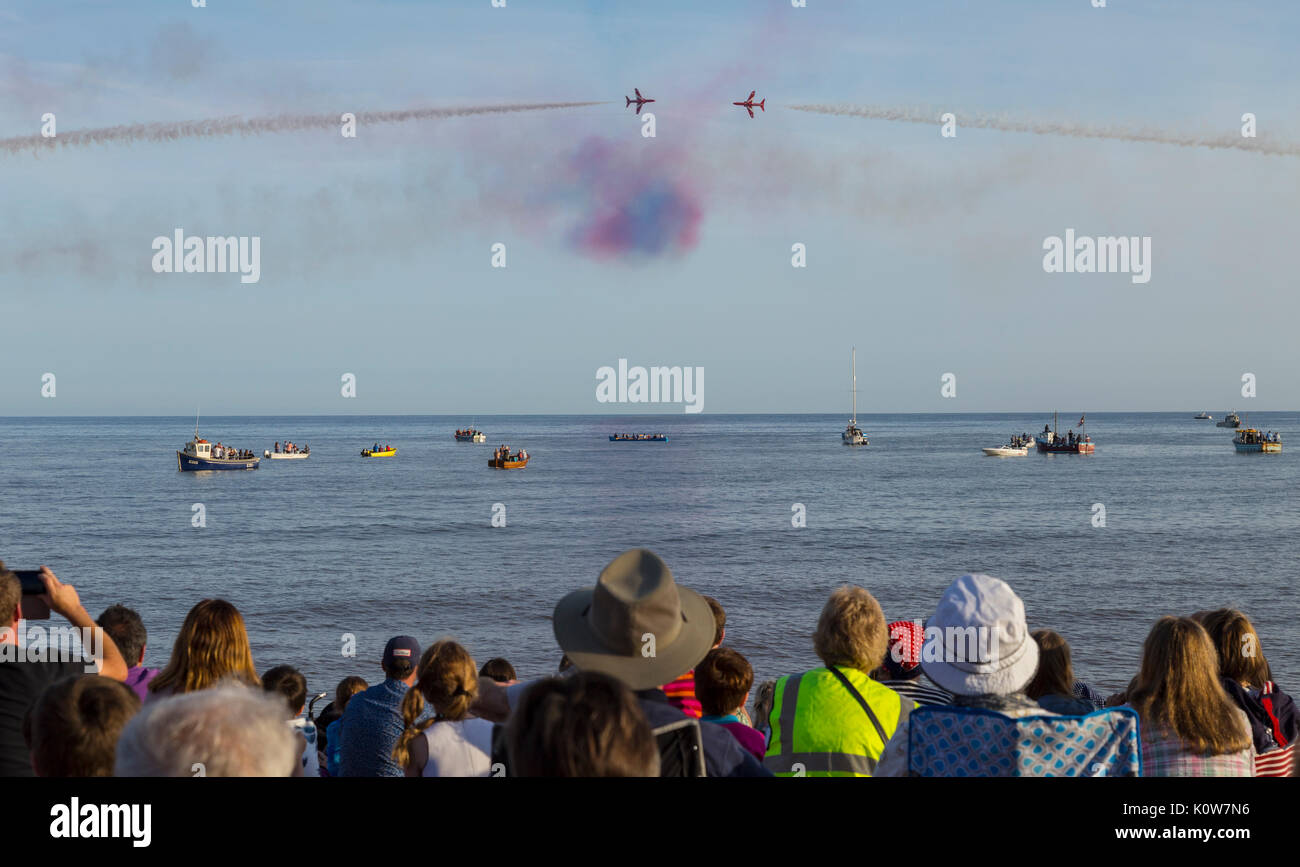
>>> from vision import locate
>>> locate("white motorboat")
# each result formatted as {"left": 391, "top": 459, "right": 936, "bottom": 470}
{"left": 1194, "top": 411, "right": 1212, "bottom": 420}
{"left": 264, "top": 447, "right": 309, "bottom": 459}
{"left": 841, "top": 348, "right": 868, "bottom": 446}
{"left": 982, "top": 445, "right": 1027, "bottom": 457}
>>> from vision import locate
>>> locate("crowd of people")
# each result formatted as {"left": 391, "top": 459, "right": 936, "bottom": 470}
{"left": 212, "top": 442, "right": 255, "bottom": 460}
{"left": 0, "top": 553, "right": 1294, "bottom": 777}
{"left": 493, "top": 445, "right": 527, "bottom": 463}
{"left": 273, "top": 441, "right": 307, "bottom": 454}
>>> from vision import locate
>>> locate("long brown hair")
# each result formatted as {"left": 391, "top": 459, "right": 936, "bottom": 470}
{"left": 391, "top": 640, "right": 478, "bottom": 768}
{"left": 1195, "top": 608, "right": 1271, "bottom": 688}
{"left": 1025, "top": 629, "right": 1075, "bottom": 700}
{"left": 1128, "top": 617, "right": 1250, "bottom": 755}
{"left": 149, "top": 599, "right": 259, "bottom": 695}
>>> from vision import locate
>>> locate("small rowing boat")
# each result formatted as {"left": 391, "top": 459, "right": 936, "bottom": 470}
{"left": 609, "top": 434, "right": 667, "bottom": 442}
{"left": 489, "top": 456, "right": 529, "bottom": 469}
{"left": 361, "top": 446, "right": 397, "bottom": 457}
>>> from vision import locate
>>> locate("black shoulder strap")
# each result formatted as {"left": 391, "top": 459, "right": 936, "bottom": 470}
{"left": 827, "top": 665, "right": 889, "bottom": 744}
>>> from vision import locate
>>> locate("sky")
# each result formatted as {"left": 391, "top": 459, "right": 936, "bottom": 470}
{"left": 1, "top": 0, "right": 1298, "bottom": 415}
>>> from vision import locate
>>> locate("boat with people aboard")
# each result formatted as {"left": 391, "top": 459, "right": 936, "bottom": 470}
{"left": 609, "top": 433, "right": 668, "bottom": 442}
{"left": 178, "top": 435, "right": 259, "bottom": 471}
{"left": 1233, "top": 429, "right": 1282, "bottom": 453}
{"left": 841, "top": 347, "right": 867, "bottom": 446}
{"left": 264, "top": 441, "right": 309, "bottom": 459}
{"left": 489, "top": 444, "right": 529, "bottom": 469}
{"left": 454, "top": 428, "right": 487, "bottom": 443}
{"left": 1217, "top": 412, "right": 1242, "bottom": 428}
{"left": 1194, "top": 411, "right": 1212, "bottom": 420}
{"left": 360, "top": 443, "right": 396, "bottom": 457}
{"left": 1035, "top": 412, "right": 1095, "bottom": 454}
{"left": 982, "top": 433, "right": 1034, "bottom": 457}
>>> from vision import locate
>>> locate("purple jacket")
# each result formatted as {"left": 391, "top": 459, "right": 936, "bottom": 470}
{"left": 124, "top": 666, "right": 160, "bottom": 702}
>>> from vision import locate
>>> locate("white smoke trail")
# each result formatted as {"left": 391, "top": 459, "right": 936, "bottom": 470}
{"left": 789, "top": 103, "right": 1300, "bottom": 157}
{"left": 0, "top": 102, "right": 604, "bottom": 156}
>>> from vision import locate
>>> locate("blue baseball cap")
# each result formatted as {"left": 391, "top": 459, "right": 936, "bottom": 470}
{"left": 383, "top": 635, "right": 421, "bottom": 669}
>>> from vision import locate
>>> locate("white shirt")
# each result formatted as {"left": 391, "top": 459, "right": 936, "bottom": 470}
{"left": 420, "top": 717, "right": 495, "bottom": 777}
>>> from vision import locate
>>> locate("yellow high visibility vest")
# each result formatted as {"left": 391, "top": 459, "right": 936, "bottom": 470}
{"left": 763, "top": 666, "right": 913, "bottom": 777}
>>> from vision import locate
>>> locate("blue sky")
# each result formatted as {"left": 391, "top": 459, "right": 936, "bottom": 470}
{"left": 2, "top": 0, "right": 1297, "bottom": 414}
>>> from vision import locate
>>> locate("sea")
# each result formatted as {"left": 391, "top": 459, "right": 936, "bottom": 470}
{"left": 2, "top": 413, "right": 1295, "bottom": 702}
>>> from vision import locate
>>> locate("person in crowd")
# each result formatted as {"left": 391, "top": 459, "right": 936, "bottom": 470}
{"left": 479, "top": 657, "right": 517, "bottom": 684}
{"left": 876, "top": 574, "right": 1052, "bottom": 776}
{"left": 148, "top": 599, "right": 259, "bottom": 701}
{"left": 765, "top": 586, "right": 913, "bottom": 776}
{"left": 0, "top": 562, "right": 129, "bottom": 777}
{"left": 26, "top": 675, "right": 139, "bottom": 776}
{"left": 1025, "top": 629, "right": 1095, "bottom": 714}
{"left": 507, "top": 670, "right": 660, "bottom": 776}
{"left": 96, "top": 604, "right": 158, "bottom": 701}
{"left": 1126, "top": 616, "right": 1255, "bottom": 776}
{"left": 474, "top": 549, "right": 768, "bottom": 777}
{"left": 338, "top": 636, "right": 432, "bottom": 777}
{"left": 695, "top": 648, "right": 765, "bottom": 761}
{"left": 871, "top": 619, "right": 952, "bottom": 707}
{"left": 262, "top": 664, "right": 319, "bottom": 777}
{"left": 320, "top": 676, "right": 368, "bottom": 777}
{"left": 1193, "top": 609, "right": 1294, "bottom": 776}
{"left": 116, "top": 684, "right": 300, "bottom": 776}
{"left": 660, "top": 593, "right": 727, "bottom": 719}
{"left": 392, "top": 640, "right": 494, "bottom": 777}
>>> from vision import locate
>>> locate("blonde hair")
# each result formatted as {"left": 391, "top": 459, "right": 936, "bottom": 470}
{"left": 813, "top": 586, "right": 888, "bottom": 672}
{"left": 391, "top": 640, "right": 478, "bottom": 768}
{"left": 150, "top": 599, "right": 259, "bottom": 696}
{"left": 1129, "top": 617, "right": 1251, "bottom": 756}
{"left": 1196, "top": 608, "right": 1271, "bottom": 688}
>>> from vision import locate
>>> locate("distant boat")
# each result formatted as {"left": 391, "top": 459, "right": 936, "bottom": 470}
{"left": 455, "top": 429, "right": 486, "bottom": 443}
{"left": 610, "top": 434, "right": 668, "bottom": 442}
{"left": 982, "top": 445, "right": 1028, "bottom": 457}
{"left": 264, "top": 448, "right": 309, "bottom": 460}
{"left": 841, "top": 348, "right": 868, "bottom": 446}
{"left": 361, "top": 446, "right": 396, "bottom": 457}
{"left": 1035, "top": 412, "right": 1095, "bottom": 454}
{"left": 1233, "top": 429, "right": 1281, "bottom": 453}
{"left": 177, "top": 413, "right": 258, "bottom": 471}
{"left": 489, "top": 452, "right": 529, "bottom": 469}
{"left": 1217, "top": 412, "right": 1241, "bottom": 428}
{"left": 1194, "top": 412, "right": 1212, "bottom": 420}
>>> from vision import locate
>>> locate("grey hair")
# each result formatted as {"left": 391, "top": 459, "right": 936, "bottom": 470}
{"left": 115, "top": 683, "right": 298, "bottom": 777}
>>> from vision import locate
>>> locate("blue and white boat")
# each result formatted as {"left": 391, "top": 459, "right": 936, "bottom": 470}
{"left": 177, "top": 434, "right": 259, "bottom": 471}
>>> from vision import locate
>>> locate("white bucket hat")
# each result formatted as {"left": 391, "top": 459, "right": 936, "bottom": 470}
{"left": 920, "top": 573, "right": 1039, "bottom": 696}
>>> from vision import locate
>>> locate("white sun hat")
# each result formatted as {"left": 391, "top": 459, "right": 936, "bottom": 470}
{"left": 920, "top": 573, "right": 1039, "bottom": 697}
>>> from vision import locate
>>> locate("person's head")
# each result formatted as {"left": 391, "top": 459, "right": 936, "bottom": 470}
{"left": 150, "top": 599, "right": 259, "bottom": 696}
{"left": 879, "top": 620, "right": 925, "bottom": 681}
{"left": 1196, "top": 608, "right": 1272, "bottom": 687}
{"left": 920, "top": 574, "right": 1039, "bottom": 698}
{"left": 0, "top": 560, "right": 26, "bottom": 635}
{"left": 335, "top": 675, "right": 368, "bottom": 711}
{"left": 27, "top": 676, "right": 140, "bottom": 776}
{"left": 479, "top": 657, "right": 517, "bottom": 683}
{"left": 1024, "top": 629, "right": 1075, "bottom": 700}
{"left": 115, "top": 684, "right": 299, "bottom": 776}
{"left": 694, "top": 647, "right": 753, "bottom": 717}
{"left": 813, "top": 585, "right": 889, "bottom": 673}
{"left": 1128, "top": 616, "right": 1250, "bottom": 756}
{"left": 391, "top": 640, "right": 478, "bottom": 767}
{"left": 552, "top": 549, "right": 715, "bottom": 691}
{"left": 702, "top": 595, "right": 726, "bottom": 647}
{"left": 507, "top": 671, "right": 659, "bottom": 777}
{"left": 382, "top": 635, "right": 420, "bottom": 683}
{"left": 96, "top": 604, "right": 148, "bottom": 667}
{"left": 261, "top": 665, "right": 308, "bottom": 718}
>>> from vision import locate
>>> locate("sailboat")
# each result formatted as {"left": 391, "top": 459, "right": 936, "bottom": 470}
{"left": 841, "top": 348, "right": 868, "bottom": 446}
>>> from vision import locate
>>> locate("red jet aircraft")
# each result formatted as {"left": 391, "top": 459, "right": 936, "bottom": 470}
{"left": 733, "top": 91, "right": 765, "bottom": 118}
{"left": 625, "top": 88, "right": 655, "bottom": 112}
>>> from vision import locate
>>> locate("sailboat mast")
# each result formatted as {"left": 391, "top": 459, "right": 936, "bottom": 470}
{"left": 851, "top": 347, "right": 857, "bottom": 423}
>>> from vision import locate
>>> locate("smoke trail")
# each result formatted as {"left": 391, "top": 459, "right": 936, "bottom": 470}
{"left": 0, "top": 102, "right": 604, "bottom": 156}
{"left": 789, "top": 103, "right": 1300, "bottom": 157}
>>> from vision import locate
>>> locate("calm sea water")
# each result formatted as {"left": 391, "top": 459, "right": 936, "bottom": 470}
{"left": 1, "top": 413, "right": 1295, "bottom": 700}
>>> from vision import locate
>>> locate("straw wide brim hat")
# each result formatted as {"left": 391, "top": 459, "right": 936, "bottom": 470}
{"left": 920, "top": 573, "right": 1040, "bottom": 697}
{"left": 553, "top": 549, "right": 716, "bottom": 691}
